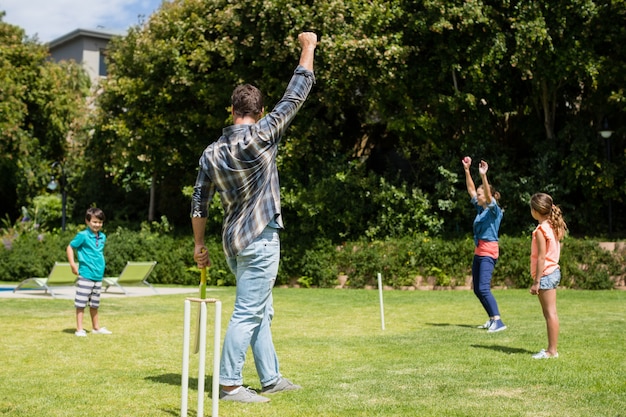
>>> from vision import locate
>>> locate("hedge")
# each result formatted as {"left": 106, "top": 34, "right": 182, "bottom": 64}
{"left": 288, "top": 236, "right": 624, "bottom": 290}
{"left": 0, "top": 226, "right": 623, "bottom": 290}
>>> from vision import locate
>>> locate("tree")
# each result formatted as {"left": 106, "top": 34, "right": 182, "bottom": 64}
{"left": 0, "top": 13, "right": 90, "bottom": 223}
{"left": 89, "top": 0, "right": 625, "bottom": 237}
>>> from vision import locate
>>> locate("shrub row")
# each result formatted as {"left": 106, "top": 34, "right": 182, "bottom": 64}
{"left": 0, "top": 226, "right": 623, "bottom": 290}
{"left": 285, "top": 236, "right": 624, "bottom": 290}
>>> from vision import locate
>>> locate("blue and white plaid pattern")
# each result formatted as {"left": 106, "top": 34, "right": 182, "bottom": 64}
{"left": 191, "top": 66, "right": 315, "bottom": 258}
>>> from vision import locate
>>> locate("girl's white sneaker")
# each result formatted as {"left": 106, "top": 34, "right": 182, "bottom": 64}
{"left": 92, "top": 327, "right": 112, "bottom": 334}
{"left": 532, "top": 349, "right": 558, "bottom": 359}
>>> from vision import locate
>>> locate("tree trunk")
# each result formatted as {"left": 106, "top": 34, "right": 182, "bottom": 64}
{"left": 541, "top": 79, "right": 555, "bottom": 140}
{"left": 148, "top": 172, "right": 157, "bottom": 221}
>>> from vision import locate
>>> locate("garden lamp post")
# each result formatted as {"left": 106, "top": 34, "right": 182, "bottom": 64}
{"left": 47, "top": 161, "right": 67, "bottom": 231}
{"left": 599, "top": 117, "right": 613, "bottom": 237}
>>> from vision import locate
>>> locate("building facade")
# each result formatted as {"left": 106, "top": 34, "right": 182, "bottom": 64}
{"left": 48, "top": 28, "right": 120, "bottom": 86}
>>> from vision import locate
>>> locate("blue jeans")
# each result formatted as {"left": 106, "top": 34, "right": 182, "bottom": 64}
{"left": 472, "top": 255, "right": 501, "bottom": 317}
{"left": 221, "top": 225, "right": 281, "bottom": 387}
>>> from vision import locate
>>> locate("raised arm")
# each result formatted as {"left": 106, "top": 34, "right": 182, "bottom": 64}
{"left": 298, "top": 32, "right": 317, "bottom": 72}
{"left": 478, "top": 160, "right": 492, "bottom": 204}
{"left": 462, "top": 156, "right": 477, "bottom": 198}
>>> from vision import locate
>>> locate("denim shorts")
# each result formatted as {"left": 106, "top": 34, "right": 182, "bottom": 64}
{"left": 539, "top": 269, "right": 561, "bottom": 290}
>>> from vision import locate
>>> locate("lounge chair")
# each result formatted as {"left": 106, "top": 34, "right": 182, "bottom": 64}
{"left": 103, "top": 261, "right": 158, "bottom": 295}
{"left": 13, "top": 262, "right": 77, "bottom": 298}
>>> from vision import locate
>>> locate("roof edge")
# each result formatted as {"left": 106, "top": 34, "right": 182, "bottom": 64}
{"left": 48, "top": 28, "right": 122, "bottom": 48}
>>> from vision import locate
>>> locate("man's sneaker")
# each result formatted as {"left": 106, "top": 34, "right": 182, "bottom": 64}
{"left": 219, "top": 387, "right": 270, "bottom": 403}
{"left": 487, "top": 319, "right": 507, "bottom": 333}
{"left": 477, "top": 319, "right": 493, "bottom": 329}
{"left": 92, "top": 327, "right": 112, "bottom": 335}
{"left": 532, "top": 349, "right": 559, "bottom": 359}
{"left": 261, "top": 378, "right": 302, "bottom": 394}
{"left": 75, "top": 330, "right": 87, "bottom": 337}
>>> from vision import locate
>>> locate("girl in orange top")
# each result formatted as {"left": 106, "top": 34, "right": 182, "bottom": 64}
{"left": 530, "top": 193, "right": 567, "bottom": 359}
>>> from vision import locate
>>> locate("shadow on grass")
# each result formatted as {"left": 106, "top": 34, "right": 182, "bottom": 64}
{"left": 148, "top": 374, "right": 217, "bottom": 417}
{"left": 157, "top": 407, "right": 179, "bottom": 417}
{"left": 145, "top": 373, "right": 217, "bottom": 398}
{"left": 471, "top": 344, "right": 534, "bottom": 354}
{"left": 425, "top": 322, "right": 480, "bottom": 329}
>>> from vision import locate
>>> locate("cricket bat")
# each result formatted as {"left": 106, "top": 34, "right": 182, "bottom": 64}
{"left": 193, "top": 266, "right": 207, "bottom": 354}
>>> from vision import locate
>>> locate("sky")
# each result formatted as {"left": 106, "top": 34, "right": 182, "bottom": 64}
{"left": 1, "top": 0, "right": 166, "bottom": 43}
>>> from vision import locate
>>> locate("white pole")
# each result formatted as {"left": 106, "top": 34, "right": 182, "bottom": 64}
{"left": 182, "top": 298, "right": 221, "bottom": 417}
{"left": 181, "top": 300, "right": 191, "bottom": 416}
{"left": 197, "top": 302, "right": 208, "bottom": 416}
{"left": 212, "top": 301, "right": 222, "bottom": 417}
{"left": 377, "top": 273, "right": 385, "bottom": 330}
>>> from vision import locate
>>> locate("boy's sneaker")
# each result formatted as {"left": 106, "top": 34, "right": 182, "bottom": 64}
{"left": 92, "top": 327, "right": 112, "bottom": 335}
{"left": 219, "top": 387, "right": 270, "bottom": 403}
{"left": 487, "top": 319, "right": 507, "bottom": 333}
{"left": 477, "top": 319, "right": 493, "bottom": 329}
{"left": 261, "top": 378, "right": 302, "bottom": 394}
{"left": 75, "top": 330, "right": 87, "bottom": 337}
{"left": 532, "top": 349, "right": 559, "bottom": 359}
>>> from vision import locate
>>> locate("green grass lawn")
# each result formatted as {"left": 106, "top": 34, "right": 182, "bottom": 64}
{"left": 1, "top": 288, "right": 624, "bottom": 416}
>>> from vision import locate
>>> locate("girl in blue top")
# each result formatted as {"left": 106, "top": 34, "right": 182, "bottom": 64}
{"left": 462, "top": 157, "right": 506, "bottom": 332}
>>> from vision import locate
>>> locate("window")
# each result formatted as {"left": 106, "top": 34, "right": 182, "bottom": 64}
{"left": 99, "top": 48, "right": 108, "bottom": 77}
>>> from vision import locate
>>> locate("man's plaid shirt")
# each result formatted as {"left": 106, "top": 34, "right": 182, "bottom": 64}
{"left": 191, "top": 65, "right": 315, "bottom": 258}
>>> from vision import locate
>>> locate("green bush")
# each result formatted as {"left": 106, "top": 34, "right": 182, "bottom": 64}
{"left": 0, "top": 231, "right": 69, "bottom": 279}
{"left": 286, "top": 235, "right": 619, "bottom": 290}
{"left": 0, "top": 221, "right": 231, "bottom": 287}
{"left": 559, "top": 239, "right": 622, "bottom": 290}
{"left": 297, "top": 238, "right": 340, "bottom": 288}
{"left": 0, "top": 226, "right": 621, "bottom": 291}
{"left": 495, "top": 235, "right": 534, "bottom": 287}
{"left": 103, "top": 225, "right": 230, "bottom": 286}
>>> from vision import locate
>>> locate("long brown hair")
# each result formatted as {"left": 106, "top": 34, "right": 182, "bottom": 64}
{"left": 530, "top": 193, "right": 567, "bottom": 240}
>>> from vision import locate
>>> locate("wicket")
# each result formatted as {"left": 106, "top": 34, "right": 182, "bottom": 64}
{"left": 181, "top": 297, "right": 222, "bottom": 417}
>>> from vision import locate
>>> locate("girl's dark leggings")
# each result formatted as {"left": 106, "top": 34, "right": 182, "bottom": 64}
{"left": 472, "top": 255, "right": 500, "bottom": 317}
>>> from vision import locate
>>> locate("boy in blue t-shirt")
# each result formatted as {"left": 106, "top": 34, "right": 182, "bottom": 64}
{"left": 66, "top": 207, "right": 112, "bottom": 337}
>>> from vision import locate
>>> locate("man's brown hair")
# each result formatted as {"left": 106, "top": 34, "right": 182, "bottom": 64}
{"left": 231, "top": 84, "right": 263, "bottom": 118}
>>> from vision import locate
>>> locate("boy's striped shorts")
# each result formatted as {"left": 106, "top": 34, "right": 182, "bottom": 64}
{"left": 75, "top": 277, "right": 102, "bottom": 308}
